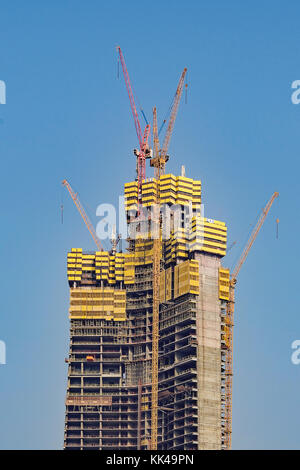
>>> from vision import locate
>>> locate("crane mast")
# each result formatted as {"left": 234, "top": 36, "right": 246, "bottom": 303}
{"left": 62, "top": 179, "right": 103, "bottom": 252}
{"left": 117, "top": 46, "right": 151, "bottom": 200}
{"left": 150, "top": 107, "right": 161, "bottom": 449}
{"left": 224, "top": 191, "right": 279, "bottom": 449}
{"left": 150, "top": 68, "right": 187, "bottom": 176}
{"left": 150, "top": 70, "right": 187, "bottom": 450}
{"left": 150, "top": 201, "right": 161, "bottom": 450}
{"left": 152, "top": 107, "right": 160, "bottom": 178}
{"left": 161, "top": 67, "right": 187, "bottom": 160}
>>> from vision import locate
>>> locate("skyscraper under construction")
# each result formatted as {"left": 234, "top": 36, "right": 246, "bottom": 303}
{"left": 63, "top": 169, "right": 230, "bottom": 450}
{"left": 63, "top": 48, "right": 231, "bottom": 451}
{"left": 62, "top": 47, "right": 280, "bottom": 451}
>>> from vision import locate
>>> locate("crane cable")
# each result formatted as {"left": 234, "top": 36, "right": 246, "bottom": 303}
{"left": 158, "top": 71, "right": 188, "bottom": 137}
{"left": 116, "top": 50, "right": 149, "bottom": 126}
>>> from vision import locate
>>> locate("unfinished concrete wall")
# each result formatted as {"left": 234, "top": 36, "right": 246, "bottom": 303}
{"left": 195, "top": 253, "right": 221, "bottom": 450}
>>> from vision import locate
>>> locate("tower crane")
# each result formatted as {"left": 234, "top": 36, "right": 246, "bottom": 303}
{"left": 152, "top": 107, "right": 160, "bottom": 179}
{"left": 62, "top": 179, "right": 103, "bottom": 252}
{"left": 224, "top": 191, "right": 279, "bottom": 450}
{"left": 150, "top": 68, "right": 187, "bottom": 176}
{"left": 117, "top": 46, "right": 151, "bottom": 201}
{"left": 150, "top": 69, "right": 187, "bottom": 450}
{"left": 117, "top": 49, "right": 187, "bottom": 448}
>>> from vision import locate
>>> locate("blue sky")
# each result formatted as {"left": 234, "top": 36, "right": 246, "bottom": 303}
{"left": 0, "top": 0, "right": 299, "bottom": 449}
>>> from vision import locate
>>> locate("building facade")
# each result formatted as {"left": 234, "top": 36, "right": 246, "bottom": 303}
{"left": 64, "top": 173, "right": 229, "bottom": 450}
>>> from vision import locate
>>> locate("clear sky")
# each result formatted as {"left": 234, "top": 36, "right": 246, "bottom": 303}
{"left": 0, "top": 0, "right": 299, "bottom": 449}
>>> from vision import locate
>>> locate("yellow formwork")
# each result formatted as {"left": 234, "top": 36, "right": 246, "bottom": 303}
{"left": 163, "top": 260, "right": 200, "bottom": 300}
{"left": 161, "top": 213, "right": 227, "bottom": 261}
{"left": 165, "top": 267, "right": 172, "bottom": 301}
{"left": 133, "top": 244, "right": 163, "bottom": 266}
{"left": 68, "top": 250, "right": 130, "bottom": 285}
{"left": 95, "top": 251, "right": 110, "bottom": 281}
{"left": 159, "top": 266, "right": 172, "bottom": 303}
{"left": 67, "top": 248, "right": 83, "bottom": 282}
{"left": 124, "top": 173, "right": 202, "bottom": 212}
{"left": 219, "top": 267, "right": 230, "bottom": 300}
{"left": 124, "top": 181, "right": 138, "bottom": 211}
{"left": 68, "top": 242, "right": 164, "bottom": 287}
{"left": 164, "top": 230, "right": 189, "bottom": 264}
{"left": 124, "top": 253, "right": 135, "bottom": 284}
{"left": 141, "top": 179, "right": 158, "bottom": 207}
{"left": 160, "top": 174, "right": 201, "bottom": 207}
{"left": 189, "top": 216, "right": 227, "bottom": 257}
{"left": 173, "top": 259, "right": 200, "bottom": 298}
{"left": 69, "top": 287, "right": 126, "bottom": 320}
{"left": 174, "top": 264, "right": 179, "bottom": 299}
{"left": 115, "top": 253, "right": 125, "bottom": 281}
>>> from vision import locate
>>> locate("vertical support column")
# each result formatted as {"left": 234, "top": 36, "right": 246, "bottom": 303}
{"left": 151, "top": 184, "right": 161, "bottom": 450}
{"left": 151, "top": 236, "right": 160, "bottom": 449}
{"left": 195, "top": 253, "right": 222, "bottom": 450}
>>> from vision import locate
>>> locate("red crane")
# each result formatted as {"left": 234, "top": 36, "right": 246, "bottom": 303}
{"left": 117, "top": 46, "right": 151, "bottom": 200}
